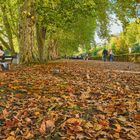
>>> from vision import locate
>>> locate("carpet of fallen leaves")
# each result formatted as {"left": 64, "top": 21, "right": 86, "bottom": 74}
{"left": 0, "top": 60, "right": 140, "bottom": 140}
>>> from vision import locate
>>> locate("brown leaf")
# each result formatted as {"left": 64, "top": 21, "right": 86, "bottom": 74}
{"left": 5, "top": 118, "right": 19, "bottom": 127}
{"left": 3, "top": 109, "right": 9, "bottom": 117}
{"left": 134, "top": 114, "right": 140, "bottom": 121}
{"left": 25, "top": 118, "right": 32, "bottom": 124}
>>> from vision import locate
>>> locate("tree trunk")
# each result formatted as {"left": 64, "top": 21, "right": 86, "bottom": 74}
{"left": 1, "top": 6, "right": 15, "bottom": 55}
{"left": 18, "top": 0, "right": 36, "bottom": 64}
{"left": 36, "top": 23, "right": 47, "bottom": 62}
{"left": 48, "top": 39, "right": 59, "bottom": 60}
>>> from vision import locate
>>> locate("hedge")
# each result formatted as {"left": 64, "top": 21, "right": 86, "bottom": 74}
{"left": 89, "top": 53, "right": 140, "bottom": 63}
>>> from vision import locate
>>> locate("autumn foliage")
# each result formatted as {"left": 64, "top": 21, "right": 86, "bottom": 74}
{"left": 0, "top": 60, "right": 140, "bottom": 139}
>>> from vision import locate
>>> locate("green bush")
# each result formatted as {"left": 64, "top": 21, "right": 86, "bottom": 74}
{"left": 132, "top": 43, "right": 140, "bottom": 53}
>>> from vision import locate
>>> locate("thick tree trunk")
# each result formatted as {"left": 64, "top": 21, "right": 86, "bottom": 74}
{"left": 36, "top": 23, "right": 47, "bottom": 62}
{"left": 1, "top": 6, "right": 15, "bottom": 55}
{"left": 48, "top": 39, "right": 59, "bottom": 60}
{"left": 18, "top": 0, "right": 36, "bottom": 64}
{"left": 0, "top": 37, "right": 11, "bottom": 51}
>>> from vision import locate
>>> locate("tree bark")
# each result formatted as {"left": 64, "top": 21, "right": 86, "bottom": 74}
{"left": 18, "top": 0, "right": 36, "bottom": 64}
{"left": 0, "top": 36, "right": 11, "bottom": 51}
{"left": 1, "top": 6, "right": 15, "bottom": 55}
{"left": 48, "top": 39, "right": 59, "bottom": 60}
{"left": 36, "top": 23, "right": 47, "bottom": 62}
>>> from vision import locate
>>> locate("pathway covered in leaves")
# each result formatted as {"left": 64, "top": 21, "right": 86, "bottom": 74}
{"left": 0, "top": 60, "right": 140, "bottom": 140}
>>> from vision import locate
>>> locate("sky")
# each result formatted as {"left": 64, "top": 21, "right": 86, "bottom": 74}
{"left": 95, "top": 15, "right": 123, "bottom": 44}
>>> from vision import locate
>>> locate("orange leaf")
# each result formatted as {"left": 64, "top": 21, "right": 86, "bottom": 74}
{"left": 39, "top": 121, "right": 46, "bottom": 134}
{"left": 0, "top": 82, "right": 4, "bottom": 85}
{"left": 8, "top": 84, "right": 18, "bottom": 89}
{"left": 114, "top": 124, "right": 121, "bottom": 132}
{"left": 66, "top": 118, "right": 82, "bottom": 125}
{"left": 99, "top": 120, "right": 108, "bottom": 127}
{"left": 65, "top": 85, "right": 74, "bottom": 93}
{"left": 45, "top": 120, "right": 55, "bottom": 129}
{"left": 34, "top": 112, "right": 40, "bottom": 116}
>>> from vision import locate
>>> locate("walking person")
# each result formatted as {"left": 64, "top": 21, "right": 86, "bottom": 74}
{"left": 109, "top": 49, "right": 113, "bottom": 62}
{"left": 102, "top": 48, "right": 108, "bottom": 62}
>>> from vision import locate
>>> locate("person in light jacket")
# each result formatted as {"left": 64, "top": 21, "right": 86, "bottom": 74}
{"left": 109, "top": 49, "right": 114, "bottom": 62}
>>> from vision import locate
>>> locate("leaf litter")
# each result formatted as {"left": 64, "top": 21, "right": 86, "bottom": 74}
{"left": 0, "top": 60, "right": 140, "bottom": 140}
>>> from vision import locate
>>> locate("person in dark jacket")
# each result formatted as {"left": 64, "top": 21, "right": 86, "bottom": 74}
{"left": 102, "top": 48, "right": 108, "bottom": 61}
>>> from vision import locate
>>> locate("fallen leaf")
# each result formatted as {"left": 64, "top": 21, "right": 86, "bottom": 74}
{"left": 34, "top": 112, "right": 40, "bottom": 116}
{"left": 3, "top": 109, "right": 9, "bottom": 117}
{"left": 25, "top": 118, "right": 32, "bottom": 124}
{"left": 114, "top": 124, "right": 121, "bottom": 132}
{"left": 94, "top": 124, "right": 103, "bottom": 131}
{"left": 134, "top": 114, "right": 140, "bottom": 121}
{"left": 117, "top": 116, "right": 126, "bottom": 122}
{"left": 45, "top": 120, "right": 55, "bottom": 129}
{"left": 66, "top": 118, "right": 82, "bottom": 125}
{"left": 84, "top": 122, "right": 94, "bottom": 128}
{"left": 6, "top": 136, "right": 16, "bottom": 140}
{"left": 39, "top": 121, "right": 46, "bottom": 134}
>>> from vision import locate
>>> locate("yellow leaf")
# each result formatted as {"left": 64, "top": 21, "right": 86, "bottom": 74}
{"left": 84, "top": 122, "right": 94, "bottom": 128}
{"left": 24, "top": 132, "right": 34, "bottom": 139}
{"left": 34, "top": 112, "right": 40, "bottom": 116}
{"left": 22, "top": 11, "right": 27, "bottom": 15}
{"left": 10, "top": 131, "right": 15, "bottom": 136}
{"left": 31, "top": 16, "right": 34, "bottom": 20}
{"left": 6, "top": 136, "right": 16, "bottom": 140}
{"left": 118, "top": 116, "right": 126, "bottom": 122}
{"left": 27, "top": 12, "right": 31, "bottom": 16}
{"left": 94, "top": 124, "right": 102, "bottom": 131}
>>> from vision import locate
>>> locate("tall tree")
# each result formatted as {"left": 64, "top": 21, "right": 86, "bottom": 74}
{"left": 111, "top": 0, "right": 139, "bottom": 31}
{"left": 18, "top": 0, "right": 37, "bottom": 64}
{"left": 0, "top": 0, "right": 17, "bottom": 54}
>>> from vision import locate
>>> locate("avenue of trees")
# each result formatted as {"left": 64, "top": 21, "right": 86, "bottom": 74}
{"left": 0, "top": 0, "right": 139, "bottom": 64}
